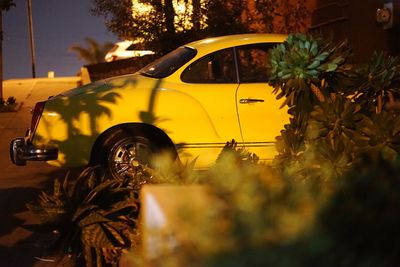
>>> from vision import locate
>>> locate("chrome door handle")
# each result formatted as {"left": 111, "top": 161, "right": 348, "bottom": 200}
{"left": 239, "top": 98, "right": 264, "bottom": 104}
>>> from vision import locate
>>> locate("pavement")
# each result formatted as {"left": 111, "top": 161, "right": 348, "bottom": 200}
{"left": 0, "top": 77, "right": 81, "bottom": 267}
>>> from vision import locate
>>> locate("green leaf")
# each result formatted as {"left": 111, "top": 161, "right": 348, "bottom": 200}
{"left": 315, "top": 52, "right": 329, "bottom": 62}
{"left": 307, "top": 60, "right": 321, "bottom": 69}
{"left": 310, "top": 41, "right": 318, "bottom": 56}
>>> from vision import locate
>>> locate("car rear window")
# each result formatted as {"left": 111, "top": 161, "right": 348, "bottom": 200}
{"left": 139, "top": 46, "right": 197, "bottom": 78}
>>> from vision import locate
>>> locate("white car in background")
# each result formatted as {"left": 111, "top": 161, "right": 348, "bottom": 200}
{"left": 105, "top": 40, "right": 154, "bottom": 62}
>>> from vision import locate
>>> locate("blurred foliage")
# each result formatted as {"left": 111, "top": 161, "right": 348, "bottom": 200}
{"left": 90, "top": 0, "right": 310, "bottom": 55}
{"left": 205, "top": 144, "right": 319, "bottom": 250}
{"left": 0, "top": 0, "right": 15, "bottom": 11}
{"left": 208, "top": 154, "right": 400, "bottom": 267}
{"left": 29, "top": 140, "right": 400, "bottom": 267}
{"left": 136, "top": 146, "right": 400, "bottom": 267}
{"left": 69, "top": 37, "right": 114, "bottom": 64}
{"left": 314, "top": 155, "right": 400, "bottom": 266}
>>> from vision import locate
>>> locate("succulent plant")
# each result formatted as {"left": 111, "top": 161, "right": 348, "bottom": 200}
{"left": 306, "top": 95, "right": 368, "bottom": 148}
{"left": 349, "top": 52, "right": 400, "bottom": 114}
{"left": 303, "top": 138, "right": 355, "bottom": 182}
{"left": 273, "top": 114, "right": 307, "bottom": 169}
{"left": 357, "top": 110, "right": 400, "bottom": 161}
{"left": 26, "top": 166, "right": 140, "bottom": 266}
{"left": 268, "top": 33, "right": 351, "bottom": 113}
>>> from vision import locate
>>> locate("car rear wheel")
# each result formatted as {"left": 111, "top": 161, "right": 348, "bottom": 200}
{"left": 96, "top": 128, "right": 158, "bottom": 182}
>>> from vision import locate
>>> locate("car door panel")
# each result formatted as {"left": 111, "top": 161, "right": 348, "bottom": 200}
{"left": 235, "top": 43, "right": 290, "bottom": 161}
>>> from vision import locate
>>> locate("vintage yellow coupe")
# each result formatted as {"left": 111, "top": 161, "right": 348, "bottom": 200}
{"left": 10, "top": 33, "right": 290, "bottom": 180}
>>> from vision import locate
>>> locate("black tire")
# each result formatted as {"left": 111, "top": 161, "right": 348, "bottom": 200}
{"left": 96, "top": 128, "right": 157, "bottom": 181}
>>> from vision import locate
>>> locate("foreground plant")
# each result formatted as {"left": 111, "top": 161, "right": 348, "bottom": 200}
{"left": 26, "top": 166, "right": 140, "bottom": 266}
{"left": 26, "top": 155, "right": 197, "bottom": 266}
{"left": 177, "top": 143, "right": 400, "bottom": 267}
{"left": 315, "top": 155, "right": 400, "bottom": 266}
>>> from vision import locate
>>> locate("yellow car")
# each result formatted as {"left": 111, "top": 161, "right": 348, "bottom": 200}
{"left": 10, "top": 33, "right": 290, "bottom": 180}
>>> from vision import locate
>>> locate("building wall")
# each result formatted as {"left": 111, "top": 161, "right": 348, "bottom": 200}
{"left": 311, "top": 0, "right": 400, "bottom": 62}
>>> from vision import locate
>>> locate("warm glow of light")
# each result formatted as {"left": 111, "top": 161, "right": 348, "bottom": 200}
{"left": 174, "top": 0, "right": 193, "bottom": 31}
{"left": 174, "top": 0, "right": 187, "bottom": 14}
{"left": 131, "top": 0, "right": 152, "bottom": 16}
{"left": 131, "top": 0, "right": 207, "bottom": 32}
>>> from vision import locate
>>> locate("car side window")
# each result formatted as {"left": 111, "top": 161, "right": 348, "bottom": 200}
{"left": 181, "top": 48, "right": 237, "bottom": 83}
{"left": 237, "top": 43, "right": 276, "bottom": 83}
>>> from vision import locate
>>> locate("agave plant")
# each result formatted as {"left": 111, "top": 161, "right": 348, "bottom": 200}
{"left": 357, "top": 110, "right": 400, "bottom": 161}
{"left": 272, "top": 113, "right": 307, "bottom": 170}
{"left": 26, "top": 166, "right": 141, "bottom": 266}
{"left": 267, "top": 33, "right": 351, "bottom": 113}
{"left": 216, "top": 139, "right": 259, "bottom": 164}
{"left": 303, "top": 138, "right": 355, "bottom": 183}
{"left": 349, "top": 52, "right": 400, "bottom": 114}
{"left": 306, "top": 95, "right": 367, "bottom": 147}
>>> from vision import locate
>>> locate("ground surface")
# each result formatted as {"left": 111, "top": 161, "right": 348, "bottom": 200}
{"left": 0, "top": 78, "right": 79, "bottom": 267}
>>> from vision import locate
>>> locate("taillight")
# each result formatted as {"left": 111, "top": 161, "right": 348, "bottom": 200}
{"left": 30, "top": 101, "right": 46, "bottom": 134}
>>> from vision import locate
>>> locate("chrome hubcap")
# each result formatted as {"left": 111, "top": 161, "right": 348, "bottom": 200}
{"left": 109, "top": 139, "right": 152, "bottom": 180}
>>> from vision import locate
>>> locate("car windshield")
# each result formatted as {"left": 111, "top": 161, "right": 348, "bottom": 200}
{"left": 139, "top": 46, "right": 197, "bottom": 78}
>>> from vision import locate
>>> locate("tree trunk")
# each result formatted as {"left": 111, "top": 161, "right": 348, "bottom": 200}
{"left": 192, "top": 0, "right": 201, "bottom": 31}
{"left": 164, "top": 0, "right": 175, "bottom": 35}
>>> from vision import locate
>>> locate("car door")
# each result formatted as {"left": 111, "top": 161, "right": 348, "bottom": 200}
{"left": 235, "top": 44, "right": 290, "bottom": 161}
{"left": 171, "top": 48, "right": 242, "bottom": 167}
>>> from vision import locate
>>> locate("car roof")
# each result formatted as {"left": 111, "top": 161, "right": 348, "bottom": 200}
{"left": 185, "top": 33, "right": 287, "bottom": 53}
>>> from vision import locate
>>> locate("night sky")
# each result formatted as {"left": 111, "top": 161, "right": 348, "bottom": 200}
{"left": 3, "top": 0, "right": 118, "bottom": 79}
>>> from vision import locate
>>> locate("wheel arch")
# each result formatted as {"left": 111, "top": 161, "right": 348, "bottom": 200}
{"left": 89, "top": 123, "right": 177, "bottom": 165}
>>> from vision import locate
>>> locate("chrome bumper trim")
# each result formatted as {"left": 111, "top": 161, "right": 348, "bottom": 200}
{"left": 10, "top": 137, "right": 58, "bottom": 166}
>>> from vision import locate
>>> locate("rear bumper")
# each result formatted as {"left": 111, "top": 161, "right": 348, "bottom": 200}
{"left": 10, "top": 137, "right": 58, "bottom": 166}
